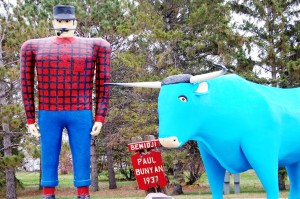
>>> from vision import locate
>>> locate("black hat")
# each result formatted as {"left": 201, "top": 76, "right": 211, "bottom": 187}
{"left": 53, "top": 5, "right": 75, "bottom": 20}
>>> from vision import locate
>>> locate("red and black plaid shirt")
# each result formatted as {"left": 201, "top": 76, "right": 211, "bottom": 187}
{"left": 21, "top": 36, "right": 111, "bottom": 124}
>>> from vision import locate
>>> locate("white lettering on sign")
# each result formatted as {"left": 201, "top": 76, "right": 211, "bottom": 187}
{"left": 143, "top": 176, "right": 158, "bottom": 185}
{"left": 128, "top": 140, "right": 160, "bottom": 151}
{"left": 136, "top": 157, "right": 156, "bottom": 165}
{"left": 135, "top": 167, "right": 153, "bottom": 175}
{"left": 154, "top": 165, "right": 163, "bottom": 173}
{"left": 135, "top": 165, "right": 164, "bottom": 176}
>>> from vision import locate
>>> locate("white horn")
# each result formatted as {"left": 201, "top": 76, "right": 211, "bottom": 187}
{"left": 190, "top": 64, "right": 228, "bottom": 83}
{"left": 105, "top": 81, "right": 161, "bottom": 88}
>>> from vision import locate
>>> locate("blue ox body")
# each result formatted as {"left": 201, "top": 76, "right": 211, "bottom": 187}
{"left": 107, "top": 65, "right": 300, "bottom": 199}
{"left": 158, "top": 74, "right": 300, "bottom": 199}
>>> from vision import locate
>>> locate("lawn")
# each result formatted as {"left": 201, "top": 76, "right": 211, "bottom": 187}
{"left": 13, "top": 170, "right": 289, "bottom": 199}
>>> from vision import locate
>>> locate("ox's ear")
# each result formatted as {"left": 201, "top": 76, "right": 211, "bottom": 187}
{"left": 195, "top": 82, "right": 208, "bottom": 94}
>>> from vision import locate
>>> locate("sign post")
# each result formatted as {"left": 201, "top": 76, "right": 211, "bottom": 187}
{"left": 128, "top": 136, "right": 173, "bottom": 199}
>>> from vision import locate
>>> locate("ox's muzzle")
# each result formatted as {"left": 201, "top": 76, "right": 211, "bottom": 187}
{"left": 159, "top": 136, "right": 181, "bottom": 148}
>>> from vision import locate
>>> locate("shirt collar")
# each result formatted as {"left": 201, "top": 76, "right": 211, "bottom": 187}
{"left": 54, "top": 36, "right": 76, "bottom": 44}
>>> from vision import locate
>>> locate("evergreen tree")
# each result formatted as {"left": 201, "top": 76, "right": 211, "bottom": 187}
{"left": 286, "top": 19, "right": 300, "bottom": 87}
{"left": 229, "top": 0, "right": 300, "bottom": 87}
{"left": 0, "top": 1, "right": 27, "bottom": 198}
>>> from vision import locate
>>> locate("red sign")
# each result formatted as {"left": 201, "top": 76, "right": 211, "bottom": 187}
{"left": 128, "top": 139, "right": 160, "bottom": 152}
{"left": 131, "top": 150, "right": 167, "bottom": 190}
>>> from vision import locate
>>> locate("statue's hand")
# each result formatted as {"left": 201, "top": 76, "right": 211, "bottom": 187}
{"left": 91, "top": 122, "right": 103, "bottom": 137}
{"left": 27, "top": 124, "right": 40, "bottom": 138}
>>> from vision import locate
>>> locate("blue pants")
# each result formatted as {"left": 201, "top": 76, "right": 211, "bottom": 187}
{"left": 38, "top": 110, "right": 93, "bottom": 187}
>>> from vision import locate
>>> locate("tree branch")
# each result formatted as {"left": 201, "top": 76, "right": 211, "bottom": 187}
{"left": 0, "top": 130, "right": 23, "bottom": 137}
{"left": 0, "top": 144, "right": 20, "bottom": 152}
{"left": 4, "top": 60, "right": 19, "bottom": 67}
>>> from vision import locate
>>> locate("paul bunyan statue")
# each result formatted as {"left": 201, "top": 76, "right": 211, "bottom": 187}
{"left": 20, "top": 5, "right": 111, "bottom": 199}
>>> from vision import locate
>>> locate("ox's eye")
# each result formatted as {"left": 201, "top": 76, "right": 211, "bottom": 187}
{"left": 178, "top": 95, "right": 188, "bottom": 102}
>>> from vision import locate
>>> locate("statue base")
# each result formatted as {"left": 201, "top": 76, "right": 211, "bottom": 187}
{"left": 145, "top": 193, "right": 173, "bottom": 199}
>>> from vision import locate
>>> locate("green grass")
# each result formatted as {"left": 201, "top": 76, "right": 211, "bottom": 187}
{"left": 16, "top": 171, "right": 131, "bottom": 188}
{"left": 16, "top": 171, "right": 74, "bottom": 187}
{"left": 15, "top": 170, "right": 290, "bottom": 199}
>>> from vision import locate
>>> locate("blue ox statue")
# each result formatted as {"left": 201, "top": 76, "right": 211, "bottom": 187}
{"left": 107, "top": 64, "right": 300, "bottom": 199}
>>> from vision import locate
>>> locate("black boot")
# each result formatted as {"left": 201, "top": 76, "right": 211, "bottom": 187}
{"left": 77, "top": 195, "right": 90, "bottom": 199}
{"left": 42, "top": 195, "right": 55, "bottom": 199}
